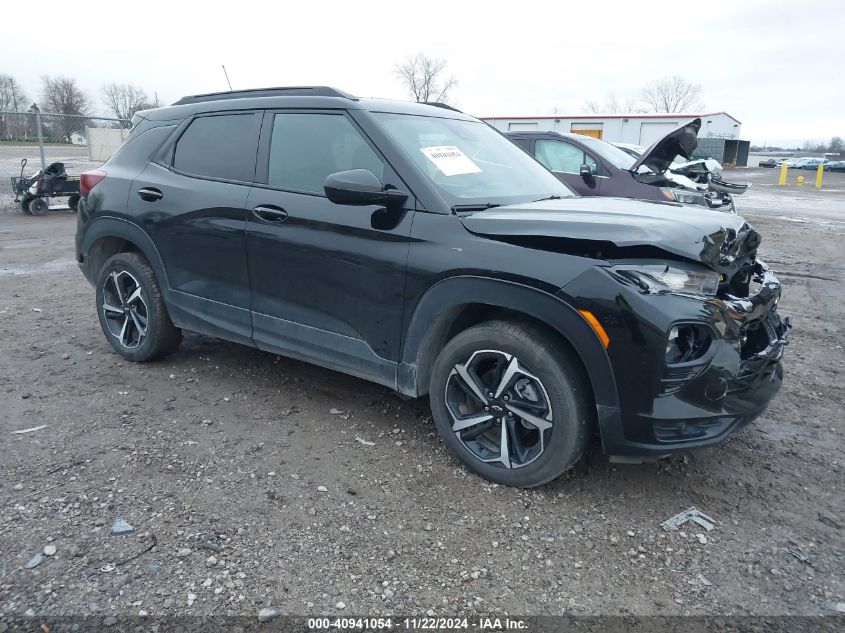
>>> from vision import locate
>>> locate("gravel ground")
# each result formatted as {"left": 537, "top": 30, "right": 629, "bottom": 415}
{"left": 0, "top": 169, "right": 843, "bottom": 621}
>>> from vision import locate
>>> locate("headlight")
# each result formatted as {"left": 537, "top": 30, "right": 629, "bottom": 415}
{"left": 616, "top": 264, "right": 721, "bottom": 297}
{"left": 661, "top": 188, "right": 706, "bottom": 206}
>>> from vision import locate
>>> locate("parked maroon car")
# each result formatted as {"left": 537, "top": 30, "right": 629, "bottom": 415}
{"left": 506, "top": 118, "right": 746, "bottom": 212}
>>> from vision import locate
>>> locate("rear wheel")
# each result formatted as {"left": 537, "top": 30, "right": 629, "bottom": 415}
{"left": 68, "top": 194, "right": 80, "bottom": 212}
{"left": 20, "top": 195, "right": 33, "bottom": 214}
{"left": 95, "top": 252, "right": 182, "bottom": 361}
{"left": 429, "top": 320, "right": 593, "bottom": 487}
{"left": 28, "top": 197, "right": 48, "bottom": 216}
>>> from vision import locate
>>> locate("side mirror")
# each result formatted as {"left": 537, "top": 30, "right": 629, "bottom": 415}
{"left": 324, "top": 169, "right": 408, "bottom": 207}
{"left": 579, "top": 164, "right": 596, "bottom": 186}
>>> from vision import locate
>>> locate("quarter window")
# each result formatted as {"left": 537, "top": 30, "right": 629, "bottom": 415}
{"left": 267, "top": 113, "right": 384, "bottom": 194}
{"left": 535, "top": 140, "right": 598, "bottom": 175}
{"left": 173, "top": 114, "right": 258, "bottom": 182}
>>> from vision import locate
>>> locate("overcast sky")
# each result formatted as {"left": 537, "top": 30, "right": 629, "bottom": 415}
{"left": 4, "top": 0, "right": 843, "bottom": 146}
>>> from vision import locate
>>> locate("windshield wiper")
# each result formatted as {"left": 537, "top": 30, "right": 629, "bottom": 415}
{"left": 451, "top": 203, "right": 501, "bottom": 213}
{"left": 532, "top": 195, "right": 563, "bottom": 202}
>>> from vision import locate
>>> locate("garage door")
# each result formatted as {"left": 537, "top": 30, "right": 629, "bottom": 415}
{"left": 639, "top": 122, "right": 678, "bottom": 146}
{"left": 571, "top": 123, "right": 603, "bottom": 139}
{"left": 508, "top": 122, "right": 539, "bottom": 131}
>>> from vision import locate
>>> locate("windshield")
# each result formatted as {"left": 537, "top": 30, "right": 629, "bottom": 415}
{"left": 594, "top": 137, "right": 692, "bottom": 171}
{"left": 576, "top": 135, "right": 639, "bottom": 170}
{"left": 373, "top": 112, "right": 574, "bottom": 207}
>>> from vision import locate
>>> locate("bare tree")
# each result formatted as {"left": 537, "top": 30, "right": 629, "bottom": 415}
{"left": 582, "top": 99, "right": 601, "bottom": 114}
{"left": 640, "top": 76, "right": 703, "bottom": 113}
{"left": 395, "top": 53, "right": 457, "bottom": 104}
{"left": 40, "top": 76, "right": 91, "bottom": 116}
{"left": 0, "top": 74, "right": 28, "bottom": 111}
{"left": 828, "top": 136, "right": 843, "bottom": 153}
{"left": 623, "top": 96, "right": 644, "bottom": 113}
{"left": 801, "top": 139, "right": 826, "bottom": 152}
{"left": 583, "top": 93, "right": 646, "bottom": 114}
{"left": 101, "top": 82, "right": 152, "bottom": 121}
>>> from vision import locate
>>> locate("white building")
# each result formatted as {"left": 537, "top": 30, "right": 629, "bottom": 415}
{"left": 86, "top": 127, "right": 130, "bottom": 161}
{"left": 482, "top": 112, "right": 742, "bottom": 147}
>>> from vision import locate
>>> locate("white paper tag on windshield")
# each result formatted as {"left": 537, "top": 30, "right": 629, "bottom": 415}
{"left": 419, "top": 146, "right": 482, "bottom": 176}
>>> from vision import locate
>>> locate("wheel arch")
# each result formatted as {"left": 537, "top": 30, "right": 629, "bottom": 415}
{"left": 79, "top": 217, "right": 169, "bottom": 291}
{"left": 398, "top": 276, "right": 619, "bottom": 413}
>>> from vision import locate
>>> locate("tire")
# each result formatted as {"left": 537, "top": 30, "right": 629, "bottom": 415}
{"left": 68, "top": 195, "right": 80, "bottom": 212}
{"left": 28, "top": 197, "right": 48, "bottom": 216}
{"left": 429, "top": 319, "right": 593, "bottom": 487}
{"left": 20, "top": 195, "right": 33, "bottom": 214}
{"left": 95, "top": 252, "right": 182, "bottom": 361}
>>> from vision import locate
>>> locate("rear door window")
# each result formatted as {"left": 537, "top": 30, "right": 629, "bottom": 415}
{"left": 172, "top": 113, "right": 259, "bottom": 182}
{"left": 535, "top": 140, "right": 598, "bottom": 175}
{"left": 266, "top": 113, "right": 384, "bottom": 194}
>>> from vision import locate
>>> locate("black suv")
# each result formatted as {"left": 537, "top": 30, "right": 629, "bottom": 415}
{"left": 75, "top": 87, "right": 791, "bottom": 487}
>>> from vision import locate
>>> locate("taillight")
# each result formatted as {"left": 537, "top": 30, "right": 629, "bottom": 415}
{"left": 80, "top": 170, "right": 106, "bottom": 197}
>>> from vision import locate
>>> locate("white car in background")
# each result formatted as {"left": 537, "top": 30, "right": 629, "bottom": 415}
{"left": 785, "top": 157, "right": 813, "bottom": 168}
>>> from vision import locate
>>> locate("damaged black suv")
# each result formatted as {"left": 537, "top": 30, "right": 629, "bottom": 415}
{"left": 75, "top": 87, "right": 791, "bottom": 487}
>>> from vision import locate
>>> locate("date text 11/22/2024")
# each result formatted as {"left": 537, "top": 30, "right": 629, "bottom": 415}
{"left": 307, "top": 617, "right": 528, "bottom": 630}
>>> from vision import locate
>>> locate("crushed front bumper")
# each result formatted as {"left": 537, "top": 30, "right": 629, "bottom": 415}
{"left": 563, "top": 260, "right": 792, "bottom": 457}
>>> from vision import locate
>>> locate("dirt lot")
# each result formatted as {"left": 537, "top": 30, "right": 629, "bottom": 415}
{"left": 0, "top": 168, "right": 843, "bottom": 621}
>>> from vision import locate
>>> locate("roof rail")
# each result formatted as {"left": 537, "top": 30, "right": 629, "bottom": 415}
{"left": 423, "top": 102, "right": 463, "bottom": 113}
{"left": 172, "top": 86, "right": 357, "bottom": 106}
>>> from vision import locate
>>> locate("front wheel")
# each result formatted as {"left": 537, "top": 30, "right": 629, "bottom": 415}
{"left": 95, "top": 252, "right": 182, "bottom": 361}
{"left": 429, "top": 320, "right": 594, "bottom": 487}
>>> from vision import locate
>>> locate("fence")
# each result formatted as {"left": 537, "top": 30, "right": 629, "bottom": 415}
{"left": 0, "top": 111, "right": 129, "bottom": 208}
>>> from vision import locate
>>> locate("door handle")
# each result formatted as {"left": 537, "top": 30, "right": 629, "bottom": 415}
{"left": 253, "top": 206, "right": 288, "bottom": 222}
{"left": 137, "top": 187, "right": 163, "bottom": 202}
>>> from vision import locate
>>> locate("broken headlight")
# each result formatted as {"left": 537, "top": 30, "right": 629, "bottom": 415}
{"left": 661, "top": 188, "right": 706, "bottom": 206}
{"left": 617, "top": 264, "right": 720, "bottom": 297}
{"left": 666, "top": 324, "right": 712, "bottom": 363}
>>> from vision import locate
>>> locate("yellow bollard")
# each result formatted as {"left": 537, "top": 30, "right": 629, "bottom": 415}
{"left": 797, "top": 175, "right": 804, "bottom": 187}
{"left": 816, "top": 163, "right": 824, "bottom": 188}
{"left": 778, "top": 162, "right": 788, "bottom": 185}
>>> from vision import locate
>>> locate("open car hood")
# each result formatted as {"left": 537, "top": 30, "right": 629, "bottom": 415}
{"left": 631, "top": 118, "right": 701, "bottom": 174}
{"left": 459, "top": 197, "right": 759, "bottom": 276}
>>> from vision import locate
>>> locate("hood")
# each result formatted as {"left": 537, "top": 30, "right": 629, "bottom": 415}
{"left": 459, "top": 197, "right": 759, "bottom": 275}
{"left": 630, "top": 118, "right": 701, "bottom": 174}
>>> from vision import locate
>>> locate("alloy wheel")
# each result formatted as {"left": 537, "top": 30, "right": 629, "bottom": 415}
{"left": 445, "top": 349, "right": 554, "bottom": 469}
{"left": 101, "top": 270, "right": 148, "bottom": 349}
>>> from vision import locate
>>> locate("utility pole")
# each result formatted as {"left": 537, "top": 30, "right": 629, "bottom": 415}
{"left": 32, "top": 103, "right": 46, "bottom": 170}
